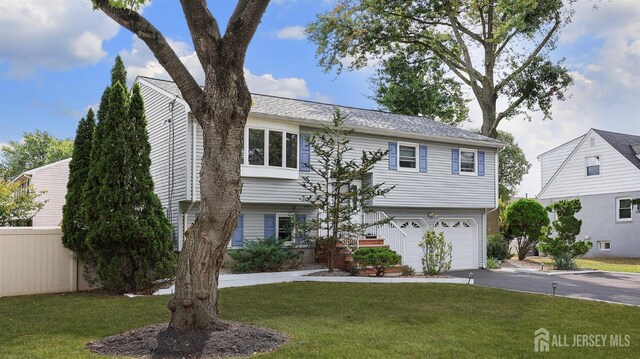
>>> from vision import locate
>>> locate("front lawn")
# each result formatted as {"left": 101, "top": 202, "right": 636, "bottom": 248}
{"left": 1, "top": 283, "right": 639, "bottom": 358}
{"left": 529, "top": 256, "right": 640, "bottom": 273}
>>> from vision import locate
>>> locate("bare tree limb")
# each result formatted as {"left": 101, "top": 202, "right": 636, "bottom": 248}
{"left": 448, "top": 13, "right": 483, "bottom": 97}
{"left": 94, "top": 0, "right": 204, "bottom": 114}
{"left": 495, "top": 14, "right": 561, "bottom": 92}
{"left": 224, "top": 0, "right": 270, "bottom": 60}
{"left": 179, "top": 0, "right": 222, "bottom": 68}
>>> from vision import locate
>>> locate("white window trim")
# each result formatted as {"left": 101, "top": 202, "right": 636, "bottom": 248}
{"left": 459, "top": 148, "right": 477, "bottom": 176}
{"left": 275, "top": 213, "right": 295, "bottom": 243}
{"left": 242, "top": 126, "right": 299, "bottom": 178}
{"left": 585, "top": 155, "right": 601, "bottom": 178}
{"left": 597, "top": 241, "right": 611, "bottom": 251}
{"left": 397, "top": 142, "right": 419, "bottom": 172}
{"left": 616, "top": 197, "right": 633, "bottom": 222}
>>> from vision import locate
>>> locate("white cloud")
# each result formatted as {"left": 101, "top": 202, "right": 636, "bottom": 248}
{"left": 276, "top": 26, "right": 307, "bottom": 40}
{"left": 120, "top": 36, "right": 311, "bottom": 99}
{"left": 0, "top": 0, "right": 120, "bottom": 78}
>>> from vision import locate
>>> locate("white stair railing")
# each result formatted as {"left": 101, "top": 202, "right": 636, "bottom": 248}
{"left": 362, "top": 211, "right": 407, "bottom": 259}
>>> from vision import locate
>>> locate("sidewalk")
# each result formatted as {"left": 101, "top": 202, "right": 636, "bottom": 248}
{"left": 153, "top": 269, "right": 471, "bottom": 295}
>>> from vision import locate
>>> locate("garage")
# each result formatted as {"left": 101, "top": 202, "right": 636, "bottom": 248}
{"left": 396, "top": 219, "right": 429, "bottom": 272}
{"left": 434, "top": 219, "right": 478, "bottom": 270}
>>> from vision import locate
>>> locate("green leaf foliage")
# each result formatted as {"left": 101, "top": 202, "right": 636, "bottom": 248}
{"left": 0, "top": 178, "right": 46, "bottom": 226}
{"left": 0, "top": 130, "right": 73, "bottom": 180}
{"left": 418, "top": 229, "right": 452, "bottom": 275}
{"left": 371, "top": 47, "right": 469, "bottom": 126}
{"left": 505, "top": 198, "right": 549, "bottom": 260}
{"left": 82, "top": 59, "right": 175, "bottom": 293}
{"left": 61, "top": 109, "right": 95, "bottom": 261}
{"left": 496, "top": 131, "right": 531, "bottom": 201}
{"left": 487, "top": 233, "right": 511, "bottom": 261}
{"left": 229, "top": 237, "right": 304, "bottom": 273}
{"left": 538, "top": 199, "right": 592, "bottom": 258}
{"left": 353, "top": 247, "right": 402, "bottom": 277}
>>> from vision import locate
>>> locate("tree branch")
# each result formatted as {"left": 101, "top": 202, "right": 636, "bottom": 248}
{"left": 495, "top": 14, "right": 561, "bottom": 92}
{"left": 223, "top": 0, "right": 270, "bottom": 60}
{"left": 448, "top": 12, "right": 483, "bottom": 97}
{"left": 496, "top": 93, "right": 528, "bottom": 123}
{"left": 179, "top": 0, "right": 222, "bottom": 68}
{"left": 94, "top": 0, "right": 204, "bottom": 113}
{"left": 495, "top": 29, "right": 519, "bottom": 58}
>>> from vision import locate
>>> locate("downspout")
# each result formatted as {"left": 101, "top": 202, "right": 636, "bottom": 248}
{"left": 181, "top": 115, "right": 198, "bottom": 251}
{"left": 483, "top": 147, "right": 504, "bottom": 268}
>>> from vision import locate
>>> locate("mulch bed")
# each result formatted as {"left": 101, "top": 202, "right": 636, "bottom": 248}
{"left": 86, "top": 322, "right": 288, "bottom": 358}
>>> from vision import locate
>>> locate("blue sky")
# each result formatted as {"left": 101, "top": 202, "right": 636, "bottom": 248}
{"left": 1, "top": 0, "right": 639, "bottom": 197}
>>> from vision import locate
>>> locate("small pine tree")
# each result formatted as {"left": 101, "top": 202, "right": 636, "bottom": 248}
{"left": 111, "top": 55, "right": 127, "bottom": 87}
{"left": 300, "top": 108, "right": 394, "bottom": 272}
{"left": 62, "top": 109, "right": 95, "bottom": 262}
{"left": 538, "top": 199, "right": 592, "bottom": 258}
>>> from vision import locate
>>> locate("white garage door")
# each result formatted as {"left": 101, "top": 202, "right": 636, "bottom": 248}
{"left": 396, "top": 219, "right": 428, "bottom": 272}
{"left": 434, "top": 219, "right": 478, "bottom": 270}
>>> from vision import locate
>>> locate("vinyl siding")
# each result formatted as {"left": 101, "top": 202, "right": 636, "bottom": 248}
{"left": 181, "top": 203, "right": 316, "bottom": 250}
{"left": 539, "top": 136, "right": 583, "bottom": 188}
{"left": 539, "top": 131, "right": 640, "bottom": 199}
{"left": 192, "top": 123, "right": 496, "bottom": 208}
{"left": 30, "top": 160, "right": 70, "bottom": 227}
{"left": 139, "top": 81, "right": 189, "bottom": 241}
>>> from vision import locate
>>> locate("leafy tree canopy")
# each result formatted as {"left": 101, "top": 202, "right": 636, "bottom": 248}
{"left": 496, "top": 131, "right": 531, "bottom": 201}
{"left": 1, "top": 130, "right": 73, "bottom": 180}
{"left": 0, "top": 177, "right": 46, "bottom": 226}
{"left": 308, "top": 0, "right": 576, "bottom": 137}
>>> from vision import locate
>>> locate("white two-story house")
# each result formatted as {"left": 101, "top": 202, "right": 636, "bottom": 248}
{"left": 537, "top": 129, "right": 640, "bottom": 257}
{"left": 137, "top": 76, "right": 503, "bottom": 271}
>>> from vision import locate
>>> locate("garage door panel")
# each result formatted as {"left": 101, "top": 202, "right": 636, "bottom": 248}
{"left": 435, "top": 219, "right": 478, "bottom": 270}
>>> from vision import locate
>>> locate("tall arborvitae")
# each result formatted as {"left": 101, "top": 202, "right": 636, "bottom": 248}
{"left": 62, "top": 109, "right": 95, "bottom": 260}
{"left": 125, "top": 83, "right": 176, "bottom": 287}
{"left": 84, "top": 58, "right": 175, "bottom": 292}
{"left": 111, "top": 55, "right": 127, "bottom": 86}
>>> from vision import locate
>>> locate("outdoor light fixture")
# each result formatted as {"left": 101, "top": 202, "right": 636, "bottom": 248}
{"left": 428, "top": 211, "right": 437, "bottom": 218}
{"left": 552, "top": 282, "right": 558, "bottom": 296}
{"left": 468, "top": 272, "right": 474, "bottom": 284}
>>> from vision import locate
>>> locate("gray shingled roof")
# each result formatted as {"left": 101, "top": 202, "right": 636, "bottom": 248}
{"left": 140, "top": 77, "right": 502, "bottom": 146}
{"left": 593, "top": 129, "right": 640, "bottom": 170}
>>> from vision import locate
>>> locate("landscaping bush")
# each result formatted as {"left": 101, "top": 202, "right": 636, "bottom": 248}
{"left": 505, "top": 199, "right": 549, "bottom": 260}
{"left": 400, "top": 265, "right": 416, "bottom": 276}
{"left": 419, "top": 230, "right": 452, "bottom": 275}
{"left": 553, "top": 253, "right": 579, "bottom": 271}
{"left": 538, "top": 199, "right": 592, "bottom": 259}
{"left": 486, "top": 257, "right": 500, "bottom": 269}
{"left": 229, "top": 237, "right": 303, "bottom": 273}
{"left": 487, "top": 233, "right": 511, "bottom": 260}
{"left": 352, "top": 247, "right": 402, "bottom": 277}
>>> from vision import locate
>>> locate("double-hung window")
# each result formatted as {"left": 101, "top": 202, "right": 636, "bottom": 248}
{"left": 398, "top": 143, "right": 418, "bottom": 171}
{"left": 617, "top": 198, "right": 632, "bottom": 222}
{"left": 460, "top": 148, "right": 477, "bottom": 175}
{"left": 586, "top": 156, "right": 600, "bottom": 176}
{"left": 276, "top": 214, "right": 293, "bottom": 242}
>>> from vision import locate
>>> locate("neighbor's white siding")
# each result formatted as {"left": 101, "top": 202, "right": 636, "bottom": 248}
{"left": 29, "top": 159, "right": 70, "bottom": 227}
{"left": 539, "top": 131, "right": 640, "bottom": 199}
{"left": 539, "top": 135, "right": 583, "bottom": 188}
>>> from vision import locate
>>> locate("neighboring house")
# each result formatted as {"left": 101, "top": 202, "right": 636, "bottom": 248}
{"left": 137, "top": 76, "right": 503, "bottom": 271}
{"left": 11, "top": 158, "right": 71, "bottom": 227}
{"left": 537, "top": 129, "right": 640, "bottom": 257}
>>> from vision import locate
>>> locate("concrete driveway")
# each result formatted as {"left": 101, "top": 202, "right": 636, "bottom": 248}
{"left": 449, "top": 269, "right": 640, "bottom": 306}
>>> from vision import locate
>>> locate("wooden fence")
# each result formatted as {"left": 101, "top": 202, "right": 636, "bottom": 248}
{"left": 0, "top": 227, "right": 80, "bottom": 297}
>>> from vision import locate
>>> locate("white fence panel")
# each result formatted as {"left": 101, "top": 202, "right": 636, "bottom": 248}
{"left": 0, "top": 227, "right": 77, "bottom": 297}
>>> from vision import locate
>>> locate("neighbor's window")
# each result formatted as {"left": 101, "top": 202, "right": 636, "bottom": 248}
{"left": 586, "top": 156, "right": 600, "bottom": 176}
{"left": 245, "top": 128, "right": 298, "bottom": 169}
{"left": 597, "top": 241, "right": 611, "bottom": 250}
{"left": 460, "top": 149, "right": 477, "bottom": 174}
{"left": 398, "top": 143, "right": 418, "bottom": 170}
{"left": 269, "top": 130, "right": 283, "bottom": 167}
{"left": 617, "top": 198, "right": 632, "bottom": 221}
{"left": 248, "top": 128, "right": 265, "bottom": 165}
{"left": 276, "top": 214, "right": 293, "bottom": 241}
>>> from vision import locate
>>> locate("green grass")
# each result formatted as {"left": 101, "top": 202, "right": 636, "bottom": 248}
{"left": 529, "top": 256, "right": 640, "bottom": 273}
{"left": 1, "top": 283, "right": 639, "bottom": 358}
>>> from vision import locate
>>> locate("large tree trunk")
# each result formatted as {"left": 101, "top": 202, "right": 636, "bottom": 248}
{"left": 168, "top": 65, "right": 250, "bottom": 330}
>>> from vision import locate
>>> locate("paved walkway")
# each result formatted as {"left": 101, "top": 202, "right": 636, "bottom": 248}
{"left": 154, "top": 269, "right": 471, "bottom": 295}
{"left": 449, "top": 269, "right": 640, "bottom": 306}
